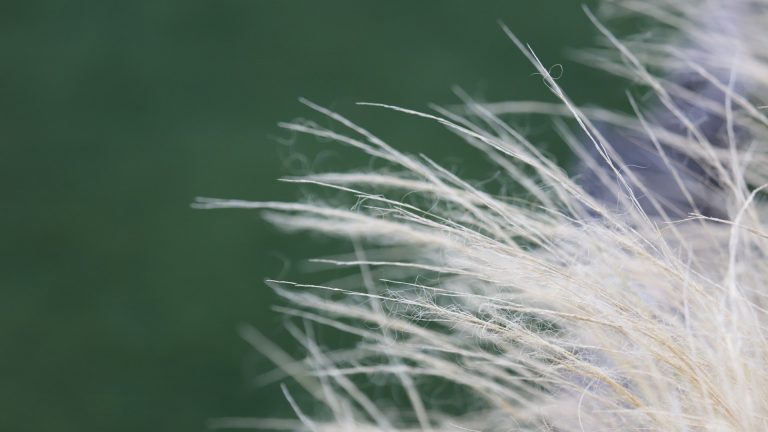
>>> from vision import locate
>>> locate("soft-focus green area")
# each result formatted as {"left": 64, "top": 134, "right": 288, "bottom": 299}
{"left": 2, "top": 1, "right": 625, "bottom": 430}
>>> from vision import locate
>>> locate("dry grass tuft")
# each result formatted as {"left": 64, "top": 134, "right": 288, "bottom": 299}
{"left": 199, "top": 1, "right": 768, "bottom": 430}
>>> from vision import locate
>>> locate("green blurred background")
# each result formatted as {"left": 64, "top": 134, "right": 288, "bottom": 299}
{"left": 2, "top": 1, "right": 626, "bottom": 430}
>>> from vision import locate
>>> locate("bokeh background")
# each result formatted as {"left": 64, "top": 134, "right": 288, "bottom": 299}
{"left": 3, "top": 1, "right": 628, "bottom": 430}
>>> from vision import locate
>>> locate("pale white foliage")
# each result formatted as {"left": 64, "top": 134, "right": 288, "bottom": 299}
{"left": 199, "top": 1, "right": 768, "bottom": 430}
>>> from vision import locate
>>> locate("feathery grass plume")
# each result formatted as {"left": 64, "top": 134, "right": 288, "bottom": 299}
{"left": 198, "top": 0, "right": 768, "bottom": 430}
